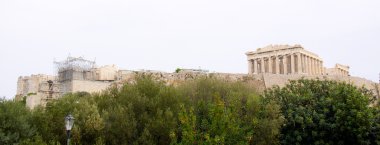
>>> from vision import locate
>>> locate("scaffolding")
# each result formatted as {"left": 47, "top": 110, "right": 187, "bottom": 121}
{"left": 54, "top": 56, "right": 96, "bottom": 81}
{"left": 54, "top": 56, "right": 96, "bottom": 73}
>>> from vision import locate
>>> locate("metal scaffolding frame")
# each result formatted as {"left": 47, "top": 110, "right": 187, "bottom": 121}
{"left": 54, "top": 56, "right": 96, "bottom": 73}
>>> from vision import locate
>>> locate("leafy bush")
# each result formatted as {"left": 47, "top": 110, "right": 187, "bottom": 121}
{"left": 0, "top": 100, "right": 36, "bottom": 144}
{"left": 264, "top": 79, "right": 376, "bottom": 145}
{"left": 3, "top": 76, "right": 379, "bottom": 144}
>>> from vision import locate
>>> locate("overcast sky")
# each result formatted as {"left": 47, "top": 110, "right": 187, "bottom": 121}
{"left": 1, "top": 0, "right": 380, "bottom": 99}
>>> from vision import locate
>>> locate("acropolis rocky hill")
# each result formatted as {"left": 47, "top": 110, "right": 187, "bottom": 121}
{"left": 16, "top": 44, "right": 379, "bottom": 109}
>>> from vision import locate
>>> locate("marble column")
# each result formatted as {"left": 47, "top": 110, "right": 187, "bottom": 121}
{"left": 268, "top": 57, "right": 273, "bottom": 73}
{"left": 315, "top": 60, "right": 319, "bottom": 75}
{"left": 321, "top": 61, "right": 324, "bottom": 74}
{"left": 275, "top": 56, "right": 280, "bottom": 74}
{"left": 304, "top": 56, "right": 308, "bottom": 74}
{"left": 283, "top": 55, "right": 288, "bottom": 74}
{"left": 297, "top": 53, "right": 302, "bottom": 74}
{"left": 261, "top": 57, "right": 265, "bottom": 73}
{"left": 290, "top": 54, "right": 295, "bottom": 74}
{"left": 311, "top": 57, "right": 314, "bottom": 75}
{"left": 309, "top": 57, "right": 313, "bottom": 75}
{"left": 301, "top": 55, "right": 305, "bottom": 73}
{"left": 318, "top": 60, "right": 322, "bottom": 75}
{"left": 306, "top": 56, "right": 311, "bottom": 74}
{"left": 253, "top": 59, "right": 258, "bottom": 74}
{"left": 248, "top": 60, "right": 253, "bottom": 74}
{"left": 315, "top": 59, "right": 319, "bottom": 75}
{"left": 311, "top": 58, "right": 315, "bottom": 75}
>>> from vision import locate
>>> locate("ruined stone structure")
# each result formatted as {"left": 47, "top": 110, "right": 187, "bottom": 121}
{"left": 16, "top": 74, "right": 60, "bottom": 108}
{"left": 246, "top": 45, "right": 349, "bottom": 76}
{"left": 55, "top": 57, "right": 117, "bottom": 94}
{"left": 326, "top": 64, "right": 350, "bottom": 76}
{"left": 16, "top": 57, "right": 119, "bottom": 108}
{"left": 16, "top": 45, "right": 378, "bottom": 109}
{"left": 16, "top": 62, "right": 263, "bottom": 109}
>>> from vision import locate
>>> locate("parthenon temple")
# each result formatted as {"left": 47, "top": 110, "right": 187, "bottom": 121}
{"left": 246, "top": 44, "right": 330, "bottom": 75}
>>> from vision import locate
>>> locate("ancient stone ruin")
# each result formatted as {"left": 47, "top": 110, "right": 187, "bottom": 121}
{"left": 15, "top": 44, "right": 379, "bottom": 109}
{"left": 246, "top": 44, "right": 349, "bottom": 76}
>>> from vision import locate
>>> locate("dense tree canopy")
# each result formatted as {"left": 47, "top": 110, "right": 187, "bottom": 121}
{"left": 1, "top": 76, "right": 380, "bottom": 144}
{"left": 0, "top": 99, "right": 36, "bottom": 144}
{"left": 264, "top": 79, "right": 379, "bottom": 145}
{"left": 0, "top": 75, "right": 283, "bottom": 144}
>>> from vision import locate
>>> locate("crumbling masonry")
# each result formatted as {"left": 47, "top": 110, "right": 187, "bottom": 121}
{"left": 16, "top": 45, "right": 379, "bottom": 109}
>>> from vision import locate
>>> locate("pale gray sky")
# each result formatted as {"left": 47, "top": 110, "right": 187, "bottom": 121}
{"left": 1, "top": 0, "right": 380, "bottom": 99}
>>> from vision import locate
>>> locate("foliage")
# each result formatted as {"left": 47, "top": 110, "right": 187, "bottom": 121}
{"left": 175, "top": 68, "right": 182, "bottom": 73}
{"left": 370, "top": 105, "right": 380, "bottom": 145}
{"left": 3, "top": 76, "right": 380, "bottom": 144}
{"left": 0, "top": 99, "right": 36, "bottom": 144}
{"left": 173, "top": 77, "right": 284, "bottom": 145}
{"left": 264, "top": 79, "right": 377, "bottom": 145}
{"left": 0, "top": 75, "right": 282, "bottom": 144}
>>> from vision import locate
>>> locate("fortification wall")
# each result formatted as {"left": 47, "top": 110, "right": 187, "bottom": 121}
{"left": 115, "top": 72, "right": 265, "bottom": 92}
{"left": 59, "top": 81, "right": 73, "bottom": 95}
{"left": 16, "top": 74, "right": 56, "bottom": 101}
{"left": 71, "top": 80, "right": 112, "bottom": 93}
{"left": 17, "top": 71, "right": 378, "bottom": 109}
{"left": 26, "top": 93, "right": 43, "bottom": 109}
{"left": 259, "top": 74, "right": 378, "bottom": 91}
{"left": 66, "top": 72, "right": 377, "bottom": 95}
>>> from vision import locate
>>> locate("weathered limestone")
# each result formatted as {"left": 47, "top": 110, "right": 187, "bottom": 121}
{"left": 283, "top": 55, "right": 288, "bottom": 74}
{"left": 246, "top": 44, "right": 324, "bottom": 75}
{"left": 297, "top": 53, "right": 302, "bottom": 73}
{"left": 260, "top": 73, "right": 377, "bottom": 92}
{"left": 18, "top": 56, "right": 265, "bottom": 109}
{"left": 290, "top": 54, "right": 295, "bottom": 73}
{"left": 261, "top": 57, "right": 265, "bottom": 73}
{"left": 15, "top": 74, "right": 60, "bottom": 108}
{"left": 248, "top": 60, "right": 253, "bottom": 75}
{"left": 326, "top": 64, "right": 350, "bottom": 76}
{"left": 275, "top": 57, "right": 280, "bottom": 74}
{"left": 15, "top": 47, "right": 361, "bottom": 109}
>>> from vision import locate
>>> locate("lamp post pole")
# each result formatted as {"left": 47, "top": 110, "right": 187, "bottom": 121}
{"left": 65, "top": 114, "right": 75, "bottom": 145}
{"left": 67, "top": 130, "right": 71, "bottom": 145}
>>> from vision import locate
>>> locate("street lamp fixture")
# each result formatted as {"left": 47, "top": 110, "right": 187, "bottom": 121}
{"left": 65, "top": 114, "right": 75, "bottom": 145}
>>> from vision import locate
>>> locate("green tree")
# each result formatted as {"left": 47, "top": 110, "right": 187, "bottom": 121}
{"left": 175, "top": 68, "right": 182, "bottom": 73}
{"left": 370, "top": 105, "right": 380, "bottom": 145}
{"left": 2, "top": 74, "right": 287, "bottom": 144}
{"left": 264, "top": 79, "right": 375, "bottom": 145}
{"left": 102, "top": 104, "right": 137, "bottom": 145}
{"left": 172, "top": 77, "right": 283, "bottom": 145}
{"left": 0, "top": 99, "right": 37, "bottom": 144}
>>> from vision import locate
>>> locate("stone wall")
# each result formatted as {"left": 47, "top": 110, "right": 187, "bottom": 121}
{"left": 325, "top": 64, "right": 350, "bottom": 76}
{"left": 115, "top": 71, "right": 266, "bottom": 92}
{"left": 16, "top": 74, "right": 61, "bottom": 109}
{"left": 59, "top": 81, "right": 73, "bottom": 95}
{"left": 95, "top": 65, "right": 118, "bottom": 81}
{"left": 17, "top": 70, "right": 378, "bottom": 109}
{"left": 26, "top": 93, "right": 43, "bottom": 109}
{"left": 259, "top": 74, "right": 378, "bottom": 92}
{"left": 16, "top": 74, "right": 56, "bottom": 101}
{"left": 71, "top": 80, "right": 112, "bottom": 93}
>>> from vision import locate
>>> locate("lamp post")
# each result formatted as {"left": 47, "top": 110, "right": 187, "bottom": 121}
{"left": 65, "top": 114, "right": 75, "bottom": 145}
